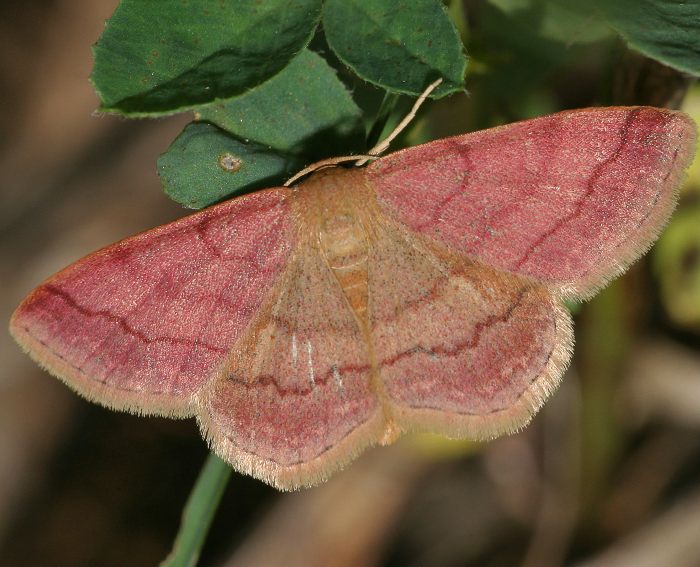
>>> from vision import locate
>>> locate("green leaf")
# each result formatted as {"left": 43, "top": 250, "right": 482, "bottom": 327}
{"left": 157, "top": 123, "right": 299, "bottom": 209}
{"left": 468, "top": 0, "right": 588, "bottom": 125}
{"left": 197, "top": 49, "right": 364, "bottom": 156}
{"left": 489, "top": 0, "right": 611, "bottom": 44}
{"left": 322, "top": 0, "right": 467, "bottom": 97}
{"left": 91, "top": 0, "right": 323, "bottom": 116}
{"left": 592, "top": 0, "right": 700, "bottom": 76}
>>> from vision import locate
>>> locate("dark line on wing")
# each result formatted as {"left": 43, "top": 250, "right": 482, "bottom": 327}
{"left": 405, "top": 317, "right": 558, "bottom": 416}
{"left": 44, "top": 285, "right": 227, "bottom": 354}
{"left": 567, "top": 119, "right": 682, "bottom": 285}
{"left": 413, "top": 143, "right": 472, "bottom": 231}
{"left": 512, "top": 109, "right": 642, "bottom": 270}
{"left": 379, "top": 287, "right": 529, "bottom": 368}
{"left": 221, "top": 304, "right": 560, "bottom": 469}
{"left": 227, "top": 362, "right": 372, "bottom": 397}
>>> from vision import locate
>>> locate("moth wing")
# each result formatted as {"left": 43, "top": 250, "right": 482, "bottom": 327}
{"left": 197, "top": 218, "right": 385, "bottom": 490}
{"left": 366, "top": 211, "right": 572, "bottom": 438}
{"left": 10, "top": 189, "right": 293, "bottom": 416}
{"left": 368, "top": 107, "right": 696, "bottom": 299}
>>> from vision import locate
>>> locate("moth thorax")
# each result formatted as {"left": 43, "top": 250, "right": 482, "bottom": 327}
{"left": 318, "top": 212, "right": 370, "bottom": 320}
{"left": 318, "top": 213, "right": 368, "bottom": 268}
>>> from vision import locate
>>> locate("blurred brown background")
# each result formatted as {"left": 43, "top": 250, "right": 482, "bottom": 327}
{"left": 2, "top": 1, "right": 700, "bottom": 566}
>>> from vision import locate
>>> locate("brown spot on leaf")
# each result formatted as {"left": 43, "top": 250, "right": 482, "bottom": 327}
{"left": 219, "top": 153, "right": 243, "bottom": 173}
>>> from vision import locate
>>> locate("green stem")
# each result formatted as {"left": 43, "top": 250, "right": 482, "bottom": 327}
{"left": 577, "top": 279, "right": 630, "bottom": 527}
{"left": 367, "top": 91, "right": 400, "bottom": 149}
{"left": 160, "top": 453, "right": 232, "bottom": 567}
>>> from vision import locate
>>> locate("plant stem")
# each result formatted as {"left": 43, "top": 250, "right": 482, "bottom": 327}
{"left": 367, "top": 91, "right": 400, "bottom": 149}
{"left": 160, "top": 453, "right": 232, "bottom": 567}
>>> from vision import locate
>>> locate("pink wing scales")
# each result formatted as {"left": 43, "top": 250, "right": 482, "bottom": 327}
{"left": 10, "top": 189, "right": 293, "bottom": 416}
{"left": 365, "top": 209, "right": 572, "bottom": 438}
{"left": 368, "top": 107, "right": 697, "bottom": 298}
{"left": 376, "top": 280, "right": 572, "bottom": 437}
{"left": 197, "top": 218, "right": 385, "bottom": 490}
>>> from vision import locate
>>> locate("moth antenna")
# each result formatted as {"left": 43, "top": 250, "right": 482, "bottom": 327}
{"left": 284, "top": 78, "right": 442, "bottom": 186}
{"left": 284, "top": 154, "right": 375, "bottom": 186}
{"left": 356, "top": 78, "right": 443, "bottom": 165}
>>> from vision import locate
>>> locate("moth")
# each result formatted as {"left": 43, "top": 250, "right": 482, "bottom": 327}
{"left": 11, "top": 103, "right": 696, "bottom": 490}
